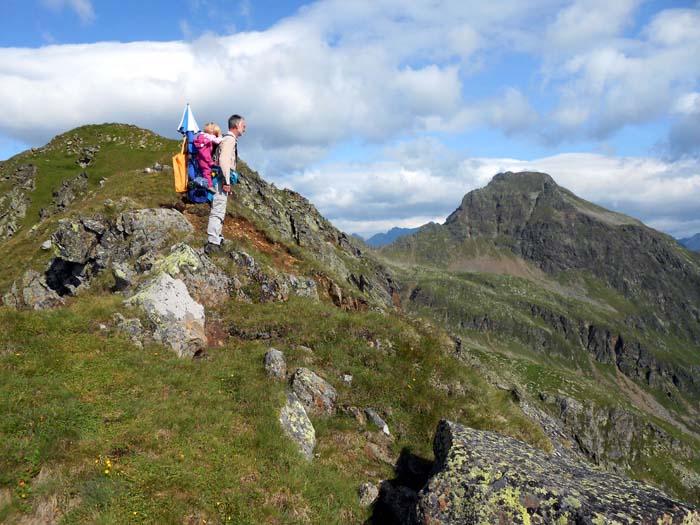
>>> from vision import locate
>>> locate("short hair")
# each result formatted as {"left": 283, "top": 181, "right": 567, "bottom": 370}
{"left": 228, "top": 114, "right": 244, "bottom": 130}
{"left": 203, "top": 122, "right": 221, "bottom": 135}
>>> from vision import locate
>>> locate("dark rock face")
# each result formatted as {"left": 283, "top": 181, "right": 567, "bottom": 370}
{"left": 40, "top": 172, "right": 90, "bottom": 220}
{"left": 235, "top": 165, "right": 399, "bottom": 308}
{"left": 0, "top": 164, "right": 37, "bottom": 240}
{"left": 412, "top": 420, "right": 699, "bottom": 525}
{"left": 443, "top": 171, "right": 700, "bottom": 341}
{"left": 2, "top": 270, "right": 64, "bottom": 310}
{"left": 6, "top": 205, "right": 195, "bottom": 305}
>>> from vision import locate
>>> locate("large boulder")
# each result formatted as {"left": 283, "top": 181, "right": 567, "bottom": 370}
{"left": 2, "top": 270, "right": 64, "bottom": 310}
{"left": 279, "top": 392, "right": 316, "bottom": 460}
{"left": 413, "top": 420, "right": 699, "bottom": 525}
{"left": 125, "top": 273, "right": 205, "bottom": 358}
{"left": 155, "top": 243, "right": 240, "bottom": 306}
{"left": 119, "top": 208, "right": 193, "bottom": 258}
{"left": 290, "top": 368, "right": 337, "bottom": 415}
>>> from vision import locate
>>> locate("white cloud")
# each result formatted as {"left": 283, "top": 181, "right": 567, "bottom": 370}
{"left": 545, "top": 0, "right": 639, "bottom": 52}
{"left": 544, "top": 6, "right": 700, "bottom": 143}
{"left": 41, "top": 0, "right": 96, "bottom": 25}
{"left": 285, "top": 143, "right": 700, "bottom": 238}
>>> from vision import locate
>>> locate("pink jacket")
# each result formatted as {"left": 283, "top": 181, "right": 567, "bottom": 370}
{"left": 194, "top": 132, "right": 223, "bottom": 167}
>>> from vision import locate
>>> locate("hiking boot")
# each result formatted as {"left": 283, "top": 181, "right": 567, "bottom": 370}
{"left": 204, "top": 242, "right": 223, "bottom": 255}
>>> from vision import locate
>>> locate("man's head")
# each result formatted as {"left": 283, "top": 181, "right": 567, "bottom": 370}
{"left": 228, "top": 114, "right": 246, "bottom": 137}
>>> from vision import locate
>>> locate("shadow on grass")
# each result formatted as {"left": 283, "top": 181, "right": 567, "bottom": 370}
{"left": 365, "top": 447, "right": 433, "bottom": 525}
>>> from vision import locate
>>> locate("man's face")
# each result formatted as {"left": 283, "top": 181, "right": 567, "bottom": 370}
{"left": 235, "top": 119, "right": 246, "bottom": 136}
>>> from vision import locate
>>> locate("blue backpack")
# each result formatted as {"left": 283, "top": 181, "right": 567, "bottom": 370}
{"left": 184, "top": 131, "right": 215, "bottom": 204}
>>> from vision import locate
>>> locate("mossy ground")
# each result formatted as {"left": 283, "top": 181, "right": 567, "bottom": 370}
{"left": 0, "top": 286, "right": 547, "bottom": 523}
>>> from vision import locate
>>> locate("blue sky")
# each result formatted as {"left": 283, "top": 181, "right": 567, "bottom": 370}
{"left": 1, "top": 0, "right": 699, "bottom": 238}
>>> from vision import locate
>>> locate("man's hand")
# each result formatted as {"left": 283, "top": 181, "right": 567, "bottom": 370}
{"left": 222, "top": 184, "right": 232, "bottom": 193}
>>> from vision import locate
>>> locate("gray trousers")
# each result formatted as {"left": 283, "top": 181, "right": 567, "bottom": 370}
{"left": 206, "top": 178, "right": 228, "bottom": 245}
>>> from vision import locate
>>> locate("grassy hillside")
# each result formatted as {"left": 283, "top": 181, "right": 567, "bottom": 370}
{"left": 0, "top": 126, "right": 552, "bottom": 523}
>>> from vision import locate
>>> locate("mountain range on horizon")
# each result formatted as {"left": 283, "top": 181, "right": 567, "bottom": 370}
{"left": 1, "top": 124, "right": 699, "bottom": 523}
{"left": 680, "top": 233, "right": 700, "bottom": 252}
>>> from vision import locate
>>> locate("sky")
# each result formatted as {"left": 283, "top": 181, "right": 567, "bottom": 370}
{"left": 1, "top": 0, "right": 699, "bottom": 239}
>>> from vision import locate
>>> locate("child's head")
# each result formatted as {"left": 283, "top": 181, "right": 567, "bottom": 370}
{"left": 203, "top": 122, "right": 222, "bottom": 137}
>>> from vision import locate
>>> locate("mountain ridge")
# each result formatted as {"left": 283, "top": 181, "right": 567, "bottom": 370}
{"left": 1, "top": 124, "right": 699, "bottom": 523}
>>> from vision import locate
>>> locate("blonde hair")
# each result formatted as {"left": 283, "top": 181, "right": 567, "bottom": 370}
{"left": 203, "top": 122, "right": 222, "bottom": 137}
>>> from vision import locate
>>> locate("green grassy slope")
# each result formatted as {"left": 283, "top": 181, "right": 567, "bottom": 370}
{"left": 0, "top": 126, "right": 550, "bottom": 523}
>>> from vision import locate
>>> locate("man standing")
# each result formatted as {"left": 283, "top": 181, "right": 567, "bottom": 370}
{"left": 205, "top": 114, "right": 246, "bottom": 254}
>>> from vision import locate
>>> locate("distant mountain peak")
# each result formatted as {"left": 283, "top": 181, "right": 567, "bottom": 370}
{"left": 490, "top": 170, "right": 556, "bottom": 188}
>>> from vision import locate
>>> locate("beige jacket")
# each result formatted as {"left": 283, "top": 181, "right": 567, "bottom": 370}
{"left": 217, "top": 132, "right": 237, "bottom": 185}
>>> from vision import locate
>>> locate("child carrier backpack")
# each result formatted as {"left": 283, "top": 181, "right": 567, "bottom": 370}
{"left": 175, "top": 104, "right": 215, "bottom": 204}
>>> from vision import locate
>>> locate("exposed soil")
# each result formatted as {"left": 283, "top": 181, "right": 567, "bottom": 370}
{"left": 180, "top": 203, "right": 299, "bottom": 272}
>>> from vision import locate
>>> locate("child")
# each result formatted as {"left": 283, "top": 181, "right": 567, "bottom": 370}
{"left": 193, "top": 122, "right": 224, "bottom": 191}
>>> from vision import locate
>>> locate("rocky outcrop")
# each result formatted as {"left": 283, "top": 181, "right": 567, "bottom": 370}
{"left": 279, "top": 392, "right": 316, "bottom": 460}
{"left": 290, "top": 368, "right": 337, "bottom": 415}
{"left": 40, "top": 172, "right": 89, "bottom": 219}
{"left": 410, "top": 420, "right": 699, "bottom": 525}
{"left": 235, "top": 164, "right": 399, "bottom": 308}
{"left": 156, "top": 243, "right": 245, "bottom": 306}
{"left": 125, "top": 273, "right": 206, "bottom": 358}
{"left": 2, "top": 270, "right": 64, "bottom": 310}
{"left": 229, "top": 248, "right": 318, "bottom": 303}
{"left": 537, "top": 392, "right": 692, "bottom": 471}
{"left": 0, "top": 164, "right": 37, "bottom": 240}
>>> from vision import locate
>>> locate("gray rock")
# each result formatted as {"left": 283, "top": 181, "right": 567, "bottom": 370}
{"left": 112, "top": 262, "right": 136, "bottom": 292}
{"left": 155, "top": 243, "right": 235, "bottom": 306}
{"left": 284, "top": 273, "right": 319, "bottom": 300}
{"left": 0, "top": 165, "right": 37, "bottom": 240}
{"left": 40, "top": 172, "right": 89, "bottom": 219}
{"left": 41, "top": 240, "right": 52, "bottom": 250}
{"left": 279, "top": 392, "right": 316, "bottom": 460}
{"left": 413, "top": 419, "right": 700, "bottom": 525}
{"left": 0, "top": 187, "right": 30, "bottom": 239}
{"left": 342, "top": 373, "right": 353, "bottom": 386}
{"left": 291, "top": 368, "right": 337, "bottom": 415}
{"left": 358, "top": 482, "right": 379, "bottom": 507}
{"left": 113, "top": 312, "right": 144, "bottom": 348}
{"left": 52, "top": 218, "right": 99, "bottom": 264}
{"left": 120, "top": 208, "right": 193, "bottom": 258}
{"left": 365, "top": 408, "right": 390, "bottom": 436}
{"left": 2, "top": 270, "right": 64, "bottom": 310}
{"left": 125, "top": 273, "right": 205, "bottom": 358}
{"left": 264, "top": 348, "right": 287, "bottom": 380}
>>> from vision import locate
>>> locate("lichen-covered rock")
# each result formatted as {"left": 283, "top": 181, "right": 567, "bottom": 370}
{"left": 284, "top": 273, "right": 319, "bottom": 300}
{"left": 291, "top": 368, "right": 337, "bottom": 415}
{"left": 365, "top": 408, "right": 390, "bottom": 436}
{"left": 2, "top": 270, "right": 65, "bottom": 310}
{"left": 119, "top": 208, "right": 193, "bottom": 258}
{"left": 413, "top": 420, "right": 700, "bottom": 525}
{"left": 39, "top": 172, "right": 89, "bottom": 219}
{"left": 111, "top": 262, "right": 136, "bottom": 292}
{"left": 264, "top": 348, "right": 287, "bottom": 380}
{"left": 155, "top": 243, "right": 241, "bottom": 306}
{"left": 51, "top": 218, "right": 100, "bottom": 264}
{"left": 230, "top": 249, "right": 289, "bottom": 303}
{"left": 125, "top": 273, "right": 205, "bottom": 358}
{"left": 113, "top": 312, "right": 144, "bottom": 348}
{"left": 359, "top": 482, "right": 379, "bottom": 507}
{"left": 279, "top": 392, "right": 316, "bottom": 460}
